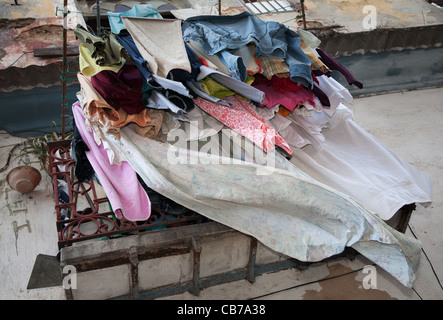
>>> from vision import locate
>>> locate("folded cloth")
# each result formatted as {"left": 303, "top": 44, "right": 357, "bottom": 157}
{"left": 79, "top": 44, "right": 125, "bottom": 77}
{"left": 182, "top": 12, "right": 313, "bottom": 88}
{"left": 252, "top": 82, "right": 316, "bottom": 112}
{"left": 74, "top": 26, "right": 126, "bottom": 69}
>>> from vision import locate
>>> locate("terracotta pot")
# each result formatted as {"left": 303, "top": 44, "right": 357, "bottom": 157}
{"left": 6, "top": 165, "right": 42, "bottom": 194}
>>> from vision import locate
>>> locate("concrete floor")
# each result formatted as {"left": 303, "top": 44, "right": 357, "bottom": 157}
{"left": 0, "top": 87, "right": 442, "bottom": 300}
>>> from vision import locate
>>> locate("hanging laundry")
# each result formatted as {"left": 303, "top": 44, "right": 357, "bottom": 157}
{"left": 77, "top": 73, "right": 151, "bottom": 136}
{"left": 133, "top": 109, "right": 165, "bottom": 140}
{"left": 182, "top": 11, "right": 313, "bottom": 88}
{"left": 194, "top": 96, "right": 292, "bottom": 155}
{"left": 186, "top": 39, "right": 228, "bottom": 73}
{"left": 72, "top": 101, "right": 151, "bottom": 222}
{"left": 199, "top": 76, "right": 254, "bottom": 100}
{"left": 271, "top": 114, "right": 311, "bottom": 149}
{"left": 77, "top": 73, "right": 120, "bottom": 125}
{"left": 91, "top": 63, "right": 146, "bottom": 115}
{"left": 167, "top": 44, "right": 202, "bottom": 83}
{"left": 290, "top": 104, "right": 432, "bottom": 220}
{"left": 74, "top": 25, "right": 128, "bottom": 70}
{"left": 107, "top": 4, "right": 163, "bottom": 34}
{"left": 234, "top": 44, "right": 262, "bottom": 76}
{"left": 181, "top": 107, "right": 225, "bottom": 142}
{"left": 298, "top": 28, "right": 322, "bottom": 48}
{"left": 299, "top": 38, "right": 330, "bottom": 74}
{"left": 117, "top": 29, "right": 191, "bottom": 97}
{"left": 216, "top": 49, "right": 247, "bottom": 82}
{"left": 258, "top": 55, "right": 290, "bottom": 80}
{"left": 185, "top": 79, "right": 232, "bottom": 107}
{"left": 252, "top": 81, "right": 317, "bottom": 112}
{"left": 98, "top": 122, "right": 423, "bottom": 288}
{"left": 314, "top": 75, "right": 353, "bottom": 116}
{"left": 310, "top": 85, "right": 331, "bottom": 108}
{"left": 122, "top": 17, "right": 192, "bottom": 78}
{"left": 285, "top": 112, "right": 325, "bottom": 150}
{"left": 253, "top": 73, "right": 303, "bottom": 93}
{"left": 79, "top": 44, "right": 126, "bottom": 77}
{"left": 277, "top": 106, "right": 293, "bottom": 117}
{"left": 145, "top": 90, "right": 188, "bottom": 121}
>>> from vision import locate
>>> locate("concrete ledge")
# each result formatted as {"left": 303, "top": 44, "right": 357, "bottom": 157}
{"left": 60, "top": 200, "right": 414, "bottom": 300}
{"left": 60, "top": 221, "right": 306, "bottom": 300}
{"left": 318, "top": 24, "right": 443, "bottom": 56}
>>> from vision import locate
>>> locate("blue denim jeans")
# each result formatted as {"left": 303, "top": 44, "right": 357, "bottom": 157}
{"left": 218, "top": 50, "right": 247, "bottom": 82}
{"left": 182, "top": 12, "right": 313, "bottom": 88}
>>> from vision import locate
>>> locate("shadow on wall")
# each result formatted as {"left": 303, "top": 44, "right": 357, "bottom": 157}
{"left": 0, "top": 84, "right": 78, "bottom": 137}
{"left": 332, "top": 46, "right": 443, "bottom": 96}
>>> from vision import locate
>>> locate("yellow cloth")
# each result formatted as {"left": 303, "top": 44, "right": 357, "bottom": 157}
{"left": 200, "top": 76, "right": 254, "bottom": 101}
{"left": 79, "top": 44, "right": 126, "bottom": 77}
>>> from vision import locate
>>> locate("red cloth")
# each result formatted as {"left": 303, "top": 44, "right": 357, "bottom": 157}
{"left": 91, "top": 63, "right": 146, "bottom": 115}
{"left": 253, "top": 74, "right": 303, "bottom": 93}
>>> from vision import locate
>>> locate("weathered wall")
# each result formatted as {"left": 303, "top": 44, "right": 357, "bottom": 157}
{"left": 0, "top": 0, "right": 59, "bottom": 20}
{"left": 0, "top": 0, "right": 83, "bottom": 71}
{"left": 303, "top": 0, "right": 443, "bottom": 31}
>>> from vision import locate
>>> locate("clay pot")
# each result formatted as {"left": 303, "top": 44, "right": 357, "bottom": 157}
{"left": 6, "top": 165, "right": 42, "bottom": 194}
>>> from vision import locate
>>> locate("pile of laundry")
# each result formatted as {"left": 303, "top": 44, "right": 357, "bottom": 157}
{"left": 69, "top": 4, "right": 432, "bottom": 287}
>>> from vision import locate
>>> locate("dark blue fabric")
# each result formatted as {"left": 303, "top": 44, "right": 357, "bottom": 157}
{"left": 168, "top": 44, "right": 202, "bottom": 82}
{"left": 116, "top": 32, "right": 153, "bottom": 82}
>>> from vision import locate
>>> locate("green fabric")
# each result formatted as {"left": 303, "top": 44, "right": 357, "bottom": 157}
{"left": 74, "top": 26, "right": 127, "bottom": 68}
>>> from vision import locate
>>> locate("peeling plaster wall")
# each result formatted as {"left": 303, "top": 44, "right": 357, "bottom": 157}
{"left": 303, "top": 0, "right": 443, "bottom": 32}
{"left": 0, "top": 0, "right": 59, "bottom": 20}
{"left": 0, "top": 0, "right": 84, "bottom": 71}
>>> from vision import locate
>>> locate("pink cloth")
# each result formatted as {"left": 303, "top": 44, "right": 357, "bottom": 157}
{"left": 252, "top": 82, "right": 316, "bottom": 112}
{"left": 72, "top": 101, "right": 151, "bottom": 221}
{"left": 194, "top": 96, "right": 292, "bottom": 155}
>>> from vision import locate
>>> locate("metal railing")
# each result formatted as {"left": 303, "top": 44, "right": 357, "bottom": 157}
{"left": 48, "top": 139, "right": 206, "bottom": 249}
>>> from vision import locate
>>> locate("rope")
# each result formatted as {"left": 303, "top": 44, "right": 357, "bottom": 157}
{"left": 0, "top": 143, "right": 24, "bottom": 173}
